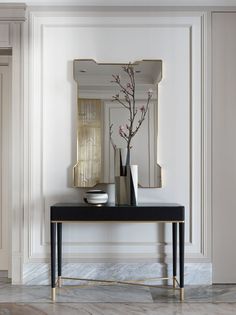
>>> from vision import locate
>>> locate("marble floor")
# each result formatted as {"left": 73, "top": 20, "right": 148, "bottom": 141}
{"left": 1, "top": 279, "right": 236, "bottom": 314}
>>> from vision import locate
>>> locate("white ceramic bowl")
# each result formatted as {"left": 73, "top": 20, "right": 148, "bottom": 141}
{"left": 84, "top": 190, "right": 108, "bottom": 205}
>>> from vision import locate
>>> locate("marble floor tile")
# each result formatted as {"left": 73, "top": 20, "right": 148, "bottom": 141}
{"left": 1, "top": 303, "right": 236, "bottom": 315}
{"left": 0, "top": 283, "right": 50, "bottom": 303}
{"left": 55, "top": 284, "right": 153, "bottom": 303}
{"left": 0, "top": 303, "right": 46, "bottom": 315}
{"left": 1, "top": 283, "right": 236, "bottom": 314}
{"left": 0, "top": 278, "right": 10, "bottom": 284}
{"left": 150, "top": 285, "right": 236, "bottom": 303}
{"left": 0, "top": 284, "right": 152, "bottom": 303}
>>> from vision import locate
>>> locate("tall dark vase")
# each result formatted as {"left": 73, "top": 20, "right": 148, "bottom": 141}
{"left": 114, "top": 148, "right": 138, "bottom": 205}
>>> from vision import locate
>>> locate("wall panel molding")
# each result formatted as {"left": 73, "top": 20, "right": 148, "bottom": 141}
{"left": 23, "top": 9, "right": 211, "bottom": 283}
{"left": 0, "top": 4, "right": 26, "bottom": 22}
{"left": 11, "top": 22, "right": 25, "bottom": 283}
{"left": 0, "top": 13, "right": 26, "bottom": 282}
{"left": 0, "top": 62, "right": 10, "bottom": 270}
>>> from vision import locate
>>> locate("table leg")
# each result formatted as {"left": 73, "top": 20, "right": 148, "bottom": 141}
{"left": 179, "top": 222, "right": 185, "bottom": 301}
{"left": 57, "top": 223, "right": 62, "bottom": 288}
{"left": 172, "top": 223, "right": 177, "bottom": 288}
{"left": 50, "top": 222, "right": 56, "bottom": 301}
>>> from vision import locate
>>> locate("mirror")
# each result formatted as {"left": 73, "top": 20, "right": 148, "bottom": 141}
{"left": 73, "top": 59, "right": 162, "bottom": 188}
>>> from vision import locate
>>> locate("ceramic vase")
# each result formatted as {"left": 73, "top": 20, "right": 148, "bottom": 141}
{"left": 114, "top": 148, "right": 138, "bottom": 206}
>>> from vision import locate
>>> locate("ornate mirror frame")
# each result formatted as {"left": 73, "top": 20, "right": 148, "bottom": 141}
{"left": 73, "top": 59, "right": 162, "bottom": 188}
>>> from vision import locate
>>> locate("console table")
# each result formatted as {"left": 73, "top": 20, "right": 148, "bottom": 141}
{"left": 50, "top": 203, "right": 185, "bottom": 301}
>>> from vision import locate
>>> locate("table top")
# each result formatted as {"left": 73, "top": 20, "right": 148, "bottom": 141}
{"left": 51, "top": 203, "right": 185, "bottom": 222}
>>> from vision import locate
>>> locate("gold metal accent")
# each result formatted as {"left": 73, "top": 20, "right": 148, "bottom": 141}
{"left": 73, "top": 59, "right": 163, "bottom": 188}
{"left": 59, "top": 276, "right": 182, "bottom": 289}
{"left": 61, "top": 282, "right": 180, "bottom": 290}
{"left": 73, "top": 58, "right": 163, "bottom": 66}
{"left": 58, "top": 276, "right": 62, "bottom": 288}
{"left": 51, "top": 288, "right": 56, "bottom": 301}
{"left": 56, "top": 275, "right": 184, "bottom": 298}
{"left": 175, "top": 278, "right": 180, "bottom": 287}
{"left": 173, "top": 276, "right": 177, "bottom": 288}
{"left": 61, "top": 277, "right": 172, "bottom": 285}
{"left": 180, "top": 288, "right": 184, "bottom": 301}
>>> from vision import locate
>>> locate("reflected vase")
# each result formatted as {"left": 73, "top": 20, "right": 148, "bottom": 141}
{"left": 114, "top": 148, "right": 138, "bottom": 206}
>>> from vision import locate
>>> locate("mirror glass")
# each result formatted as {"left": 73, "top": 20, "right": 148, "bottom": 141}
{"left": 73, "top": 59, "right": 162, "bottom": 188}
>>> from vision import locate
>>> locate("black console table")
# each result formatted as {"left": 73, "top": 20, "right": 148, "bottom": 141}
{"left": 50, "top": 203, "right": 185, "bottom": 301}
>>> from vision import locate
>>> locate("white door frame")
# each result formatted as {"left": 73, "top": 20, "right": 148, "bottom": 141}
{"left": 0, "top": 56, "right": 11, "bottom": 271}
{"left": 0, "top": 4, "right": 26, "bottom": 282}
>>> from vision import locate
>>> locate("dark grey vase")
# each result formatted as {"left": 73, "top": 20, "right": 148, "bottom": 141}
{"left": 114, "top": 148, "right": 138, "bottom": 206}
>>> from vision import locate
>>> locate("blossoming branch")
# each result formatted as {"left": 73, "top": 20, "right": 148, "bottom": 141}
{"left": 110, "top": 63, "right": 153, "bottom": 152}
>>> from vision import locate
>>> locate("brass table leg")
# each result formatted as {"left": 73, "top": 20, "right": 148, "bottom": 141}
{"left": 58, "top": 276, "right": 62, "bottom": 288}
{"left": 173, "top": 276, "right": 177, "bottom": 288}
{"left": 180, "top": 288, "right": 184, "bottom": 301}
{"left": 51, "top": 287, "right": 56, "bottom": 301}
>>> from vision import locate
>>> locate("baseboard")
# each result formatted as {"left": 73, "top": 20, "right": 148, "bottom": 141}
{"left": 23, "top": 262, "right": 212, "bottom": 285}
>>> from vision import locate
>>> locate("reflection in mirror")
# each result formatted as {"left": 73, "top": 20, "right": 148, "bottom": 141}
{"left": 73, "top": 59, "right": 162, "bottom": 188}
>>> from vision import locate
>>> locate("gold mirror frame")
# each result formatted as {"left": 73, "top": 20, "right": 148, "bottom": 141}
{"left": 73, "top": 59, "right": 162, "bottom": 188}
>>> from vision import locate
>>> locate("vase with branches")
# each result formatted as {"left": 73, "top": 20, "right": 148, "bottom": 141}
{"left": 109, "top": 63, "right": 153, "bottom": 205}
{"left": 109, "top": 63, "right": 153, "bottom": 168}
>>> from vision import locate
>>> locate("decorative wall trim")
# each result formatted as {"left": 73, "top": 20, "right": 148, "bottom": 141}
{"left": 0, "top": 72, "right": 3, "bottom": 251}
{"left": 0, "top": 0, "right": 26, "bottom": 287}
{"left": 11, "top": 22, "right": 25, "bottom": 283}
{"left": 23, "top": 1, "right": 236, "bottom": 8}
{"left": 0, "top": 4, "right": 26, "bottom": 21}
{"left": 22, "top": 9, "right": 211, "bottom": 283}
{"left": 0, "top": 24, "right": 10, "bottom": 46}
{"left": 0, "top": 57, "right": 11, "bottom": 271}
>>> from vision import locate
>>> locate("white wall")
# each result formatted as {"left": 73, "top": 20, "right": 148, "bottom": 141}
{"left": 19, "top": 8, "right": 211, "bottom": 284}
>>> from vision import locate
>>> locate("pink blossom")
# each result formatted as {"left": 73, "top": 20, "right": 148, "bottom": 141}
{"left": 140, "top": 105, "right": 145, "bottom": 112}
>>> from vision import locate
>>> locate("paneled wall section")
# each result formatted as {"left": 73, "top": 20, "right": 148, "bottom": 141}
{"left": 22, "top": 10, "right": 211, "bottom": 283}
